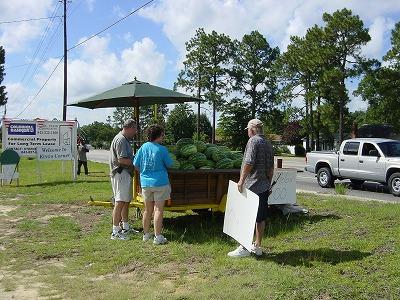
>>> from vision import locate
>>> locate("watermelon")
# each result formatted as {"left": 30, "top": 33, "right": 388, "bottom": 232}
{"left": 166, "top": 145, "right": 178, "bottom": 155}
{"left": 176, "top": 138, "right": 194, "bottom": 150}
{"left": 228, "top": 151, "right": 243, "bottom": 160}
{"left": 218, "top": 146, "right": 231, "bottom": 153}
{"left": 189, "top": 153, "right": 207, "bottom": 168}
{"left": 205, "top": 143, "right": 217, "bottom": 148}
{"left": 180, "top": 144, "right": 197, "bottom": 157}
{"left": 199, "top": 166, "right": 213, "bottom": 170}
{"left": 168, "top": 152, "right": 177, "bottom": 161}
{"left": 233, "top": 159, "right": 242, "bottom": 169}
{"left": 216, "top": 158, "right": 234, "bottom": 169}
{"left": 194, "top": 140, "right": 207, "bottom": 153}
{"left": 169, "top": 159, "right": 181, "bottom": 169}
{"left": 211, "top": 150, "right": 226, "bottom": 162}
{"left": 180, "top": 161, "right": 196, "bottom": 170}
{"left": 205, "top": 147, "right": 218, "bottom": 159}
{"left": 201, "top": 160, "right": 215, "bottom": 169}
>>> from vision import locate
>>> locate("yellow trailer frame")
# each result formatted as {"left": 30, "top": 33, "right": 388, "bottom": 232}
{"left": 88, "top": 169, "right": 239, "bottom": 213}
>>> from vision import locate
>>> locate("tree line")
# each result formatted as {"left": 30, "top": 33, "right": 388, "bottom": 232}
{"left": 4, "top": 8, "right": 398, "bottom": 152}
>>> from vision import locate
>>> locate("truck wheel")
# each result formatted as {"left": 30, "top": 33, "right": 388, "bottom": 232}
{"left": 317, "top": 167, "right": 334, "bottom": 188}
{"left": 388, "top": 173, "right": 400, "bottom": 197}
{"left": 350, "top": 179, "right": 365, "bottom": 186}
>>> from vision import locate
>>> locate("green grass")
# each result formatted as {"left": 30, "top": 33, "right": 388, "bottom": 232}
{"left": 0, "top": 158, "right": 400, "bottom": 299}
{"left": 335, "top": 183, "right": 348, "bottom": 195}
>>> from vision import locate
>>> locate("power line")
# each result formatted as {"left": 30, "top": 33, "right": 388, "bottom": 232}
{"left": 14, "top": 56, "right": 64, "bottom": 118}
{"left": 0, "top": 16, "right": 62, "bottom": 25}
{"left": 68, "top": 0, "right": 155, "bottom": 51}
{"left": 19, "top": 2, "right": 62, "bottom": 85}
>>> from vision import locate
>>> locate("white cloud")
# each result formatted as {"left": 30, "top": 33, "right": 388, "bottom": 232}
{"left": 140, "top": 0, "right": 400, "bottom": 115}
{"left": 6, "top": 37, "right": 167, "bottom": 125}
{"left": 362, "top": 17, "right": 395, "bottom": 59}
{"left": 86, "top": 0, "right": 96, "bottom": 12}
{"left": 0, "top": 0, "right": 54, "bottom": 53}
{"left": 140, "top": 0, "right": 400, "bottom": 54}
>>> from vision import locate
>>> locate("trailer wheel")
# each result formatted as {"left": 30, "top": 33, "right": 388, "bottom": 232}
{"left": 388, "top": 173, "right": 400, "bottom": 197}
{"left": 317, "top": 167, "right": 334, "bottom": 188}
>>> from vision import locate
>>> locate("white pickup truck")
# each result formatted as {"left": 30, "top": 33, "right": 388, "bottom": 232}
{"left": 305, "top": 138, "right": 400, "bottom": 196}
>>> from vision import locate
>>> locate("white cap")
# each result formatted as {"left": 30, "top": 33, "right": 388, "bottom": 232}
{"left": 245, "top": 118, "right": 263, "bottom": 129}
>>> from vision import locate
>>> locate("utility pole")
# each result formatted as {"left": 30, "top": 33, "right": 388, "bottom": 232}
{"left": 62, "top": 0, "right": 67, "bottom": 121}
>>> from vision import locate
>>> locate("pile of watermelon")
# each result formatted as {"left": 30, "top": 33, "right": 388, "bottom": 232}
{"left": 165, "top": 138, "right": 243, "bottom": 170}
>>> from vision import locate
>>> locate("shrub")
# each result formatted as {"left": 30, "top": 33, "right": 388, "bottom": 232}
{"left": 294, "top": 144, "right": 306, "bottom": 156}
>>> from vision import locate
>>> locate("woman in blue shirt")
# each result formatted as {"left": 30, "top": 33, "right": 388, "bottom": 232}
{"left": 133, "top": 125, "right": 173, "bottom": 245}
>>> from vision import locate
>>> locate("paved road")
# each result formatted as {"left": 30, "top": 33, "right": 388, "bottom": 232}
{"left": 88, "top": 150, "right": 399, "bottom": 203}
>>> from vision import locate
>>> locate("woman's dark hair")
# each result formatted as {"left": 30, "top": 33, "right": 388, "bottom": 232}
{"left": 147, "top": 124, "right": 164, "bottom": 142}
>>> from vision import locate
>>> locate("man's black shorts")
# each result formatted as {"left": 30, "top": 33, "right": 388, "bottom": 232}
{"left": 256, "top": 190, "right": 269, "bottom": 223}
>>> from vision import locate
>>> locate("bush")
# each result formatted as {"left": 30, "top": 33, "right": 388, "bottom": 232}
{"left": 294, "top": 144, "right": 306, "bottom": 157}
{"left": 273, "top": 145, "right": 291, "bottom": 155}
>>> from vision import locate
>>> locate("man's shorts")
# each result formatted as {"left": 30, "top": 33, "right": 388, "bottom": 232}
{"left": 256, "top": 190, "right": 269, "bottom": 223}
{"left": 111, "top": 170, "right": 133, "bottom": 202}
{"left": 142, "top": 185, "right": 171, "bottom": 202}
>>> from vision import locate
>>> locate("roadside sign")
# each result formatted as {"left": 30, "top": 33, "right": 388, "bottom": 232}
{"left": 1, "top": 118, "right": 78, "bottom": 181}
{"left": 2, "top": 118, "right": 77, "bottom": 158}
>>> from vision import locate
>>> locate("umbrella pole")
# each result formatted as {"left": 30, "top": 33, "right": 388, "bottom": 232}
{"left": 153, "top": 104, "right": 158, "bottom": 121}
{"left": 134, "top": 101, "right": 140, "bottom": 152}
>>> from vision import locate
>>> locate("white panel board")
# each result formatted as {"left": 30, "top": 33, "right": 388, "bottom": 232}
{"left": 269, "top": 169, "right": 297, "bottom": 205}
{"left": 223, "top": 180, "right": 259, "bottom": 251}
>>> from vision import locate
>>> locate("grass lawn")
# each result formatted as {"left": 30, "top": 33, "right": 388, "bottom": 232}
{"left": 0, "top": 158, "right": 399, "bottom": 299}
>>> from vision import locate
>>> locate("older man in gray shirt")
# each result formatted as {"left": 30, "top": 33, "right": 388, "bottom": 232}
{"left": 109, "top": 119, "right": 138, "bottom": 240}
{"left": 228, "top": 118, "right": 274, "bottom": 257}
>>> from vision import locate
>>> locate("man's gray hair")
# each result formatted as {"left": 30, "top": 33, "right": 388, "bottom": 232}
{"left": 253, "top": 126, "right": 264, "bottom": 135}
{"left": 122, "top": 119, "right": 137, "bottom": 128}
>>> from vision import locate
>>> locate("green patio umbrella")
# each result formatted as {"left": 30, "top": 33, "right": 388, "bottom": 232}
{"left": 68, "top": 79, "right": 203, "bottom": 145}
{"left": 68, "top": 79, "right": 202, "bottom": 109}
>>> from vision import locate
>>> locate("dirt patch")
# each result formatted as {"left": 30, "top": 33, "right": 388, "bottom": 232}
{"left": 17, "top": 204, "right": 106, "bottom": 233}
{"left": 0, "top": 205, "right": 17, "bottom": 216}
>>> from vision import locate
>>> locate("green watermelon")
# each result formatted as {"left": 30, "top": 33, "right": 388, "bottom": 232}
{"left": 168, "top": 152, "right": 177, "bottom": 161}
{"left": 199, "top": 166, "right": 213, "bottom": 170}
{"left": 180, "top": 144, "right": 197, "bottom": 157}
{"left": 218, "top": 146, "right": 231, "bottom": 153}
{"left": 228, "top": 151, "right": 243, "bottom": 160}
{"left": 169, "top": 159, "right": 181, "bottom": 169}
{"left": 201, "top": 160, "right": 215, "bottom": 169}
{"left": 211, "top": 150, "right": 226, "bottom": 162}
{"left": 194, "top": 140, "right": 207, "bottom": 153}
{"left": 216, "top": 158, "right": 234, "bottom": 169}
{"left": 176, "top": 138, "right": 194, "bottom": 150}
{"left": 166, "top": 145, "right": 178, "bottom": 155}
{"left": 205, "top": 143, "right": 217, "bottom": 148}
{"left": 189, "top": 153, "right": 207, "bottom": 168}
{"left": 205, "top": 147, "right": 218, "bottom": 159}
{"left": 233, "top": 159, "right": 242, "bottom": 169}
{"left": 180, "top": 161, "right": 196, "bottom": 170}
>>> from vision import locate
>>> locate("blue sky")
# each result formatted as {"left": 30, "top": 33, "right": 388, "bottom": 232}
{"left": 1, "top": 0, "right": 400, "bottom": 125}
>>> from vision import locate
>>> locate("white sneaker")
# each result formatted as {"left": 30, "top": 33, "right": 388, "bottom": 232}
{"left": 110, "top": 231, "right": 129, "bottom": 240}
{"left": 227, "top": 245, "right": 251, "bottom": 257}
{"left": 143, "top": 232, "right": 153, "bottom": 241}
{"left": 153, "top": 235, "right": 168, "bottom": 245}
{"left": 250, "top": 244, "right": 263, "bottom": 256}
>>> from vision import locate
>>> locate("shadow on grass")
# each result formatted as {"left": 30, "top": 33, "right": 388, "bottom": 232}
{"left": 163, "top": 211, "right": 341, "bottom": 245}
{"left": 261, "top": 248, "right": 371, "bottom": 267}
{"left": 25, "top": 180, "right": 108, "bottom": 187}
{"left": 266, "top": 210, "right": 341, "bottom": 237}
